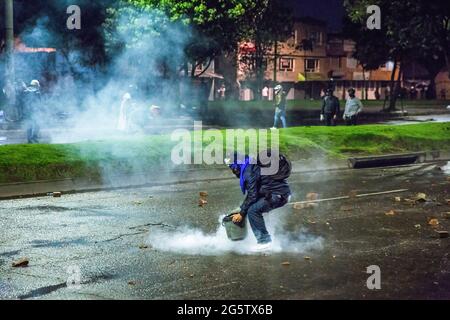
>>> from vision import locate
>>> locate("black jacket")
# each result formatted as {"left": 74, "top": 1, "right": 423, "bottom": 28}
{"left": 240, "top": 164, "right": 291, "bottom": 216}
{"left": 321, "top": 95, "right": 340, "bottom": 115}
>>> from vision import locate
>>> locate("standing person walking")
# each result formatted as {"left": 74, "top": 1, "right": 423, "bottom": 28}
{"left": 320, "top": 88, "right": 340, "bottom": 126}
{"left": 272, "top": 85, "right": 287, "bottom": 129}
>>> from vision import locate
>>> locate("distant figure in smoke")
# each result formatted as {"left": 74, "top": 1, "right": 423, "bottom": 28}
{"left": 23, "top": 80, "right": 42, "bottom": 143}
{"left": 320, "top": 88, "right": 340, "bottom": 126}
{"left": 217, "top": 84, "right": 226, "bottom": 100}
{"left": 272, "top": 84, "right": 287, "bottom": 129}
{"left": 118, "top": 91, "right": 131, "bottom": 131}
{"left": 200, "top": 79, "right": 209, "bottom": 118}
{"left": 225, "top": 152, "right": 291, "bottom": 252}
{"left": 343, "top": 88, "right": 363, "bottom": 126}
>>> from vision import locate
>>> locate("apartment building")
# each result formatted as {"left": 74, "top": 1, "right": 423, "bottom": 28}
{"left": 236, "top": 17, "right": 399, "bottom": 100}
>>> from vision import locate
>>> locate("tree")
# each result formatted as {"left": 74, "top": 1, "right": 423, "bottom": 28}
{"left": 344, "top": 0, "right": 450, "bottom": 108}
{"left": 239, "top": 0, "right": 293, "bottom": 98}
{"left": 106, "top": 0, "right": 267, "bottom": 78}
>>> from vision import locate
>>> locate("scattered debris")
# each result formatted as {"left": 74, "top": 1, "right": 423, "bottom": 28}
{"left": 395, "top": 197, "right": 402, "bottom": 202}
{"left": 128, "top": 281, "right": 136, "bottom": 286}
{"left": 349, "top": 190, "right": 358, "bottom": 199}
{"left": 198, "top": 199, "right": 208, "bottom": 207}
{"left": 306, "top": 193, "right": 318, "bottom": 201}
{"left": 139, "top": 244, "right": 149, "bottom": 250}
{"left": 414, "top": 193, "right": 427, "bottom": 202}
{"left": 436, "top": 231, "right": 449, "bottom": 239}
{"left": 292, "top": 202, "right": 304, "bottom": 210}
{"left": 304, "top": 256, "right": 311, "bottom": 261}
{"left": 307, "top": 220, "right": 317, "bottom": 224}
{"left": 332, "top": 255, "right": 337, "bottom": 259}
{"left": 281, "top": 262, "right": 291, "bottom": 266}
{"left": 340, "top": 205, "right": 353, "bottom": 212}
{"left": 414, "top": 224, "right": 421, "bottom": 229}
{"left": 12, "top": 258, "right": 29, "bottom": 268}
{"left": 444, "top": 212, "right": 450, "bottom": 219}
{"left": 446, "top": 199, "right": 450, "bottom": 205}
{"left": 133, "top": 201, "right": 143, "bottom": 205}
{"left": 199, "top": 191, "right": 208, "bottom": 198}
{"left": 385, "top": 210, "right": 396, "bottom": 216}
{"left": 189, "top": 274, "right": 195, "bottom": 278}
{"left": 53, "top": 192, "right": 62, "bottom": 198}
{"left": 428, "top": 219, "right": 440, "bottom": 226}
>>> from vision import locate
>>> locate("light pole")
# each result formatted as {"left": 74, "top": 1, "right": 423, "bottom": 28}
{"left": 3, "top": 0, "right": 17, "bottom": 121}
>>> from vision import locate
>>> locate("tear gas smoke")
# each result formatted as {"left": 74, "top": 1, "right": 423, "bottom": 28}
{"left": 147, "top": 214, "right": 324, "bottom": 256}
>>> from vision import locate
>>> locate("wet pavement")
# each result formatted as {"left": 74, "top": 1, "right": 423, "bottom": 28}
{"left": 0, "top": 162, "right": 449, "bottom": 300}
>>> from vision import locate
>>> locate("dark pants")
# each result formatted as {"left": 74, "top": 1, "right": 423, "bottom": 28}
{"left": 345, "top": 115, "right": 358, "bottom": 126}
{"left": 325, "top": 113, "right": 336, "bottom": 126}
{"left": 26, "top": 120, "right": 40, "bottom": 143}
{"left": 247, "top": 194, "right": 289, "bottom": 244}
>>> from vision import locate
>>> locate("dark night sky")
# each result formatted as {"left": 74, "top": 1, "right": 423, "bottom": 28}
{"left": 288, "top": 0, "right": 345, "bottom": 32}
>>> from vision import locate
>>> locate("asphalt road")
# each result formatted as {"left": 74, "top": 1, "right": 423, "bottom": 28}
{"left": 0, "top": 162, "right": 449, "bottom": 300}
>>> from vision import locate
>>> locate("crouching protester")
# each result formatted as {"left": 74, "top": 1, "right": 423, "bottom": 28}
{"left": 343, "top": 88, "right": 363, "bottom": 126}
{"left": 225, "top": 152, "right": 291, "bottom": 252}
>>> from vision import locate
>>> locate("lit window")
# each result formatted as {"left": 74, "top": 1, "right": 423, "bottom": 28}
{"left": 280, "top": 58, "right": 294, "bottom": 72}
{"left": 305, "top": 59, "right": 319, "bottom": 73}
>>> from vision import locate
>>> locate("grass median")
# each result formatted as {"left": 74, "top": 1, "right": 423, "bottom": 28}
{"left": 0, "top": 122, "right": 449, "bottom": 184}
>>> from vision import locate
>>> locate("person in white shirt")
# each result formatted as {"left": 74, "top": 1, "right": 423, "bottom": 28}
{"left": 262, "top": 86, "right": 269, "bottom": 101}
{"left": 343, "top": 88, "right": 363, "bottom": 126}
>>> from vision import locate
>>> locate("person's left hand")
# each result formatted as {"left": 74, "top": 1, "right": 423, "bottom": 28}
{"left": 232, "top": 213, "right": 243, "bottom": 223}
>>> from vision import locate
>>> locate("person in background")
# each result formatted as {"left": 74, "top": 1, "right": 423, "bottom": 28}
{"left": 343, "top": 88, "right": 363, "bottom": 126}
{"left": 200, "top": 79, "right": 210, "bottom": 118}
{"left": 118, "top": 89, "right": 132, "bottom": 132}
{"left": 320, "top": 88, "right": 340, "bottom": 126}
{"left": 217, "top": 84, "right": 226, "bottom": 100}
{"left": 374, "top": 87, "right": 381, "bottom": 100}
{"left": 272, "top": 84, "right": 287, "bottom": 129}
{"left": 262, "top": 85, "right": 269, "bottom": 101}
{"left": 23, "top": 80, "right": 42, "bottom": 143}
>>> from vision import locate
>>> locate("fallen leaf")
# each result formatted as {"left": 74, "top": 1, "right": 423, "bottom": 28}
{"left": 198, "top": 199, "right": 208, "bottom": 207}
{"left": 428, "top": 218, "right": 439, "bottom": 226}
{"left": 199, "top": 191, "right": 208, "bottom": 198}
{"left": 306, "top": 193, "right": 318, "bottom": 201}
{"left": 414, "top": 193, "right": 427, "bottom": 202}
{"left": 293, "top": 202, "right": 305, "bottom": 210}
{"left": 281, "top": 262, "right": 291, "bottom": 266}
{"left": 349, "top": 190, "right": 358, "bottom": 198}
{"left": 12, "top": 258, "right": 29, "bottom": 268}
{"left": 385, "top": 210, "right": 396, "bottom": 216}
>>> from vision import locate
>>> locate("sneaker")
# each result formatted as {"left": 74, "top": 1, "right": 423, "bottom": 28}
{"left": 250, "top": 242, "right": 273, "bottom": 253}
{"left": 270, "top": 127, "right": 277, "bottom": 130}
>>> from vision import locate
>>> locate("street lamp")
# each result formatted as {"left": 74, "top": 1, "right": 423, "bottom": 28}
{"left": 3, "top": 0, "right": 17, "bottom": 121}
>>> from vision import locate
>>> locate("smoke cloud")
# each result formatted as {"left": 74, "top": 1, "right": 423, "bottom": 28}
{"left": 147, "top": 214, "right": 324, "bottom": 256}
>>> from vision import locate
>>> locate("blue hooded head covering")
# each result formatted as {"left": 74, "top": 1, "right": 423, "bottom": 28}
{"left": 228, "top": 155, "right": 251, "bottom": 194}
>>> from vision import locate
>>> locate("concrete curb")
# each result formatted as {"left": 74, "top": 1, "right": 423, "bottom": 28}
{"left": 0, "top": 153, "right": 448, "bottom": 200}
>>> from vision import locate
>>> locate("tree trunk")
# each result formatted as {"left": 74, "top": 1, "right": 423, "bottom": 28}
{"left": 387, "top": 59, "right": 399, "bottom": 111}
